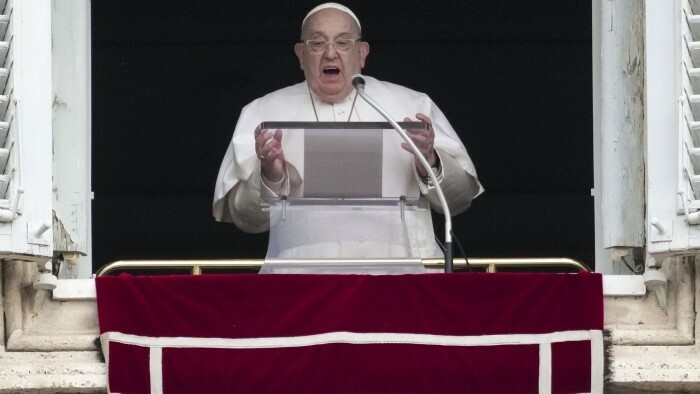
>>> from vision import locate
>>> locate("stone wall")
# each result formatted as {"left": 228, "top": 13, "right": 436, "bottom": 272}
{"left": 1, "top": 258, "right": 698, "bottom": 391}
{"left": 0, "top": 260, "right": 105, "bottom": 392}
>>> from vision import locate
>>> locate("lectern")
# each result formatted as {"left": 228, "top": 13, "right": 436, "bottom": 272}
{"left": 258, "top": 121, "right": 435, "bottom": 274}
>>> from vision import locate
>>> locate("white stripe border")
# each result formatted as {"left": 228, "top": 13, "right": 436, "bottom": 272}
{"left": 103, "top": 330, "right": 603, "bottom": 394}
{"left": 149, "top": 347, "right": 163, "bottom": 394}
{"left": 539, "top": 342, "right": 552, "bottom": 394}
{"left": 102, "top": 329, "right": 601, "bottom": 349}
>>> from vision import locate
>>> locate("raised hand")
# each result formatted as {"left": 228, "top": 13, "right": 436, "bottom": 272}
{"left": 254, "top": 124, "right": 285, "bottom": 182}
{"left": 401, "top": 113, "right": 437, "bottom": 177}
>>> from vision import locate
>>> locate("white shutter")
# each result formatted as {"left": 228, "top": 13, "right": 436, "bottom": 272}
{"left": 0, "top": 1, "right": 15, "bottom": 212}
{"left": 0, "top": 0, "right": 55, "bottom": 261}
{"left": 50, "top": 0, "right": 92, "bottom": 278}
{"left": 0, "top": 0, "right": 92, "bottom": 277}
{"left": 682, "top": 0, "right": 700, "bottom": 206}
{"left": 646, "top": 0, "right": 700, "bottom": 257}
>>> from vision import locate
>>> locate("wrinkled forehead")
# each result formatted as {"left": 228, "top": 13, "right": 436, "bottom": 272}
{"left": 301, "top": 5, "right": 361, "bottom": 39}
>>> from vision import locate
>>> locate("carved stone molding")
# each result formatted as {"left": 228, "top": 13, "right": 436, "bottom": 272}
{"left": 605, "top": 256, "right": 695, "bottom": 345}
{"left": 607, "top": 256, "right": 700, "bottom": 390}
{"left": 2, "top": 260, "right": 98, "bottom": 352}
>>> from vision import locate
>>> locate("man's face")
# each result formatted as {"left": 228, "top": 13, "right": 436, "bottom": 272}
{"left": 294, "top": 9, "right": 369, "bottom": 103}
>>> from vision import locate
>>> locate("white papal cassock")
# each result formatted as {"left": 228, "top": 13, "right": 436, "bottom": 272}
{"left": 213, "top": 76, "right": 483, "bottom": 263}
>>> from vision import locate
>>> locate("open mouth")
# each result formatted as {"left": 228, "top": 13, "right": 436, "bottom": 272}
{"left": 323, "top": 66, "right": 340, "bottom": 76}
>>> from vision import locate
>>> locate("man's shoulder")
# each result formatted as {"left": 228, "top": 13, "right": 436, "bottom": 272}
{"left": 240, "top": 82, "right": 307, "bottom": 114}
{"left": 366, "top": 76, "right": 432, "bottom": 109}
{"left": 367, "top": 76, "right": 429, "bottom": 100}
{"left": 253, "top": 82, "right": 308, "bottom": 105}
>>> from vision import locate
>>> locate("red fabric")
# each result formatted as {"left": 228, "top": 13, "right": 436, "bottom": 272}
{"left": 96, "top": 272, "right": 603, "bottom": 393}
{"left": 552, "top": 340, "right": 593, "bottom": 393}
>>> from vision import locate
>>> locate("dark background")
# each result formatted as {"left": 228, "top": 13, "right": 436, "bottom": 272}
{"left": 91, "top": 1, "right": 593, "bottom": 272}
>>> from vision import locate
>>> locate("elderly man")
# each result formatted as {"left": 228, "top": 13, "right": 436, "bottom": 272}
{"left": 213, "top": 3, "right": 482, "bottom": 261}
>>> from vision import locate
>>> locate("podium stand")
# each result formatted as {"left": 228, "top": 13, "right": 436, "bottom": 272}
{"left": 258, "top": 121, "right": 431, "bottom": 274}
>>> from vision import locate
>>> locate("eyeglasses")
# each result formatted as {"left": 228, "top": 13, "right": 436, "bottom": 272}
{"left": 302, "top": 38, "right": 360, "bottom": 53}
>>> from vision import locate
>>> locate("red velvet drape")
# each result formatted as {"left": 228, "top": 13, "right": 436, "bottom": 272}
{"left": 97, "top": 272, "right": 603, "bottom": 393}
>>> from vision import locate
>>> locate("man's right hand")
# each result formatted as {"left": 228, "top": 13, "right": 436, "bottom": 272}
{"left": 254, "top": 125, "right": 285, "bottom": 182}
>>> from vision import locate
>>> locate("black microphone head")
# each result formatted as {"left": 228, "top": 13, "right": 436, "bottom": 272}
{"left": 352, "top": 74, "right": 365, "bottom": 89}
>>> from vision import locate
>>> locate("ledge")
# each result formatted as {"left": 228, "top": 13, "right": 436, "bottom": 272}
{"left": 53, "top": 279, "right": 96, "bottom": 301}
{"left": 608, "top": 345, "right": 700, "bottom": 392}
{"left": 51, "top": 272, "right": 647, "bottom": 299}
{"left": 602, "top": 274, "right": 646, "bottom": 296}
{"left": 0, "top": 351, "right": 106, "bottom": 392}
{"left": 6, "top": 330, "right": 98, "bottom": 352}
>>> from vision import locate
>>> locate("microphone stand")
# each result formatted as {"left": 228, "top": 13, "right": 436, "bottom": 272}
{"left": 352, "top": 75, "right": 454, "bottom": 273}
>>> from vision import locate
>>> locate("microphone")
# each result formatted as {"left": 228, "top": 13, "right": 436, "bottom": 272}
{"left": 351, "top": 74, "right": 454, "bottom": 273}
{"left": 352, "top": 75, "right": 365, "bottom": 89}
{"left": 347, "top": 76, "right": 365, "bottom": 121}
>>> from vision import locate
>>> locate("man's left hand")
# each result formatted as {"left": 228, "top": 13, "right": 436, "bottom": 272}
{"left": 402, "top": 113, "right": 436, "bottom": 177}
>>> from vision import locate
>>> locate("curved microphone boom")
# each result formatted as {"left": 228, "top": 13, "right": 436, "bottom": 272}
{"left": 352, "top": 74, "right": 454, "bottom": 273}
